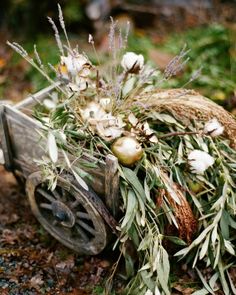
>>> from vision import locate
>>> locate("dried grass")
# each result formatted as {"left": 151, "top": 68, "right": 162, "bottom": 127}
{"left": 137, "top": 89, "right": 236, "bottom": 148}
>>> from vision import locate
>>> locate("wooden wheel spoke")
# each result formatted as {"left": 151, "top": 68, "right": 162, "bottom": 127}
{"left": 76, "top": 211, "right": 91, "bottom": 220}
{"left": 76, "top": 220, "right": 96, "bottom": 236}
{"left": 53, "top": 220, "right": 58, "bottom": 226}
{"left": 51, "top": 189, "right": 61, "bottom": 200}
{"left": 37, "top": 188, "right": 55, "bottom": 203}
{"left": 75, "top": 225, "right": 89, "bottom": 242}
{"left": 40, "top": 203, "right": 52, "bottom": 210}
{"left": 71, "top": 199, "right": 80, "bottom": 208}
{"left": 61, "top": 188, "right": 69, "bottom": 202}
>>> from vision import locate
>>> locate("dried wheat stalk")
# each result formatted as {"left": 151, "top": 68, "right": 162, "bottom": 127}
{"left": 138, "top": 89, "right": 236, "bottom": 148}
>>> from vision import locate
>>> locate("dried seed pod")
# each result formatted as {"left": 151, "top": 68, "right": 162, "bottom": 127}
{"left": 111, "top": 136, "right": 143, "bottom": 166}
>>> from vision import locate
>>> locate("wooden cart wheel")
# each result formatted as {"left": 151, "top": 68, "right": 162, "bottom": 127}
{"left": 26, "top": 171, "right": 108, "bottom": 255}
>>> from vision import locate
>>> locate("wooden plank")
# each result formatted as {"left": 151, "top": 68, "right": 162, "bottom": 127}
{"left": 105, "top": 154, "right": 119, "bottom": 217}
{"left": 0, "top": 105, "right": 14, "bottom": 170}
{"left": 0, "top": 148, "right": 4, "bottom": 165}
{"left": 15, "top": 82, "right": 61, "bottom": 110}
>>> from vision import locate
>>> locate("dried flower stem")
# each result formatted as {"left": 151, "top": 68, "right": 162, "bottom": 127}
{"left": 47, "top": 16, "right": 64, "bottom": 56}
{"left": 34, "top": 44, "right": 44, "bottom": 68}
{"left": 8, "top": 41, "right": 67, "bottom": 95}
{"left": 58, "top": 4, "right": 71, "bottom": 50}
{"left": 159, "top": 130, "right": 204, "bottom": 139}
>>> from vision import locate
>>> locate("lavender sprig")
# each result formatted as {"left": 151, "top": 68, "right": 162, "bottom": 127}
{"left": 58, "top": 4, "right": 71, "bottom": 50}
{"left": 47, "top": 16, "right": 64, "bottom": 56}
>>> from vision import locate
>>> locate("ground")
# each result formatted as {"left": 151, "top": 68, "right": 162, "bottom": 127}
{"left": 0, "top": 166, "right": 119, "bottom": 295}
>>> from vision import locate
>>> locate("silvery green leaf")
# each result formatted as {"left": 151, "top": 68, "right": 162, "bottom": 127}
{"left": 213, "top": 241, "right": 221, "bottom": 269}
{"left": 122, "top": 76, "right": 136, "bottom": 97}
{"left": 191, "top": 289, "right": 209, "bottom": 295}
{"left": 144, "top": 178, "right": 151, "bottom": 203}
{"left": 122, "top": 167, "right": 146, "bottom": 202}
{"left": 224, "top": 240, "right": 235, "bottom": 255}
{"left": 226, "top": 270, "right": 236, "bottom": 295}
{"left": 177, "top": 140, "right": 184, "bottom": 164}
{"left": 154, "top": 166, "right": 181, "bottom": 204}
{"left": 122, "top": 167, "right": 146, "bottom": 219}
{"left": 62, "top": 149, "right": 71, "bottom": 167}
{"left": 152, "top": 239, "right": 160, "bottom": 272}
{"left": 152, "top": 112, "right": 183, "bottom": 128}
{"left": 125, "top": 253, "right": 135, "bottom": 277}
{"left": 211, "top": 225, "right": 218, "bottom": 246}
{"left": 220, "top": 210, "right": 229, "bottom": 239}
{"left": 174, "top": 246, "right": 191, "bottom": 257}
{"left": 228, "top": 215, "right": 236, "bottom": 229}
{"left": 72, "top": 169, "right": 89, "bottom": 191}
{"left": 139, "top": 263, "right": 151, "bottom": 271}
{"left": 162, "top": 247, "right": 170, "bottom": 279}
{"left": 140, "top": 271, "right": 155, "bottom": 291}
{"left": 192, "top": 246, "right": 200, "bottom": 269}
{"left": 156, "top": 247, "right": 170, "bottom": 295}
{"left": 138, "top": 234, "right": 152, "bottom": 251}
{"left": 193, "top": 224, "right": 214, "bottom": 246}
{"left": 55, "top": 130, "right": 67, "bottom": 144}
{"left": 199, "top": 233, "right": 210, "bottom": 260}
{"left": 209, "top": 273, "right": 219, "bottom": 291}
{"left": 218, "top": 259, "right": 230, "bottom": 295}
{"left": 154, "top": 286, "right": 161, "bottom": 295}
{"left": 48, "top": 132, "right": 58, "bottom": 163}
{"left": 196, "top": 268, "right": 215, "bottom": 295}
{"left": 165, "top": 236, "right": 187, "bottom": 246}
{"left": 121, "top": 189, "right": 137, "bottom": 230}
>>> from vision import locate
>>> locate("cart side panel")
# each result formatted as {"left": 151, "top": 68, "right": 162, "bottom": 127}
{"left": 3, "top": 105, "right": 106, "bottom": 195}
{"left": 4, "top": 106, "right": 46, "bottom": 175}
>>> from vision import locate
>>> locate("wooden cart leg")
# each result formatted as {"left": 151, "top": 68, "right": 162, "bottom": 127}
{"left": 105, "top": 154, "right": 119, "bottom": 217}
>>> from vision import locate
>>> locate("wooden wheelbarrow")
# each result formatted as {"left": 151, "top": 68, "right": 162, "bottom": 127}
{"left": 0, "top": 84, "right": 119, "bottom": 255}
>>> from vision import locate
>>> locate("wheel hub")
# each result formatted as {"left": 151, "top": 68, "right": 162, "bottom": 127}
{"left": 51, "top": 200, "right": 75, "bottom": 228}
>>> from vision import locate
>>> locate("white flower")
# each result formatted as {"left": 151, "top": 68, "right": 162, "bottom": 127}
{"left": 188, "top": 150, "right": 215, "bottom": 174}
{"left": 204, "top": 118, "right": 224, "bottom": 137}
{"left": 99, "top": 98, "right": 111, "bottom": 111}
{"left": 60, "top": 54, "right": 89, "bottom": 77}
{"left": 81, "top": 103, "right": 125, "bottom": 141}
{"left": 121, "top": 52, "right": 144, "bottom": 74}
{"left": 43, "top": 91, "right": 58, "bottom": 109}
{"left": 81, "top": 102, "right": 106, "bottom": 123}
{"left": 43, "top": 99, "right": 57, "bottom": 110}
{"left": 145, "top": 290, "right": 153, "bottom": 295}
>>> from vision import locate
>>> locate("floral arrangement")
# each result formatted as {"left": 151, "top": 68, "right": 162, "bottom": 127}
{"left": 7, "top": 5, "right": 236, "bottom": 295}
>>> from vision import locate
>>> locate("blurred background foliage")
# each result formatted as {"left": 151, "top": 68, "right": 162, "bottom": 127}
{"left": 0, "top": 0, "right": 235, "bottom": 112}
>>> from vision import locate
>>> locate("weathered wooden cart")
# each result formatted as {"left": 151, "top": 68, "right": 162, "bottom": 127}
{"left": 2, "top": 83, "right": 236, "bottom": 257}
{"left": 0, "top": 84, "right": 119, "bottom": 255}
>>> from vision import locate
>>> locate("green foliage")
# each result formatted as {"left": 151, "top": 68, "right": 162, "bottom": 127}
{"left": 157, "top": 24, "right": 236, "bottom": 101}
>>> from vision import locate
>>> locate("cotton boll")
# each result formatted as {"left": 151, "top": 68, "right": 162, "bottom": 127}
{"left": 188, "top": 150, "right": 214, "bottom": 174}
{"left": 121, "top": 52, "right": 144, "bottom": 74}
{"left": 204, "top": 118, "right": 224, "bottom": 137}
